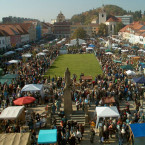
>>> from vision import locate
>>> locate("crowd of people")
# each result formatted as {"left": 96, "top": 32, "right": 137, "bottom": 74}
{"left": 0, "top": 37, "right": 144, "bottom": 145}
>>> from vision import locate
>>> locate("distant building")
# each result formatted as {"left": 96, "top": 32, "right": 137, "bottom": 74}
{"left": 91, "top": 18, "right": 98, "bottom": 24}
{"left": 119, "top": 21, "right": 145, "bottom": 46}
{"left": 90, "top": 24, "right": 99, "bottom": 36}
{"left": 115, "top": 15, "right": 133, "bottom": 25}
{"left": 57, "top": 12, "right": 65, "bottom": 22}
{"left": 24, "top": 21, "right": 42, "bottom": 40}
{"left": 53, "top": 12, "right": 71, "bottom": 38}
{"left": 53, "top": 21, "right": 71, "bottom": 38}
{"left": 70, "top": 24, "right": 92, "bottom": 37}
{"left": 105, "top": 16, "right": 122, "bottom": 35}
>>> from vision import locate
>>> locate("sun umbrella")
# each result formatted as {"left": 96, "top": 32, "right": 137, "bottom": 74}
{"left": 120, "top": 65, "right": 134, "bottom": 70}
{"left": 105, "top": 49, "right": 112, "bottom": 52}
{"left": 13, "top": 96, "right": 36, "bottom": 105}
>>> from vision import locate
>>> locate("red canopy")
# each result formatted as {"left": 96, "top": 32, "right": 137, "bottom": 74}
{"left": 13, "top": 96, "right": 36, "bottom": 105}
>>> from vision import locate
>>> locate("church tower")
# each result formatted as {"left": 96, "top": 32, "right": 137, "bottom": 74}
{"left": 99, "top": 5, "right": 106, "bottom": 24}
{"left": 56, "top": 11, "right": 65, "bottom": 22}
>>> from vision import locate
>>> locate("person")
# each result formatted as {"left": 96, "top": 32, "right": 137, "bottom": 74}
{"left": 52, "top": 103, "right": 56, "bottom": 114}
{"left": 90, "top": 128, "right": 95, "bottom": 143}
{"left": 76, "top": 129, "right": 82, "bottom": 143}
{"left": 69, "top": 134, "right": 76, "bottom": 145}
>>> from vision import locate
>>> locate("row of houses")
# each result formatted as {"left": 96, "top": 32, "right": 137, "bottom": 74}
{"left": 119, "top": 21, "right": 145, "bottom": 47}
{"left": 0, "top": 21, "right": 52, "bottom": 49}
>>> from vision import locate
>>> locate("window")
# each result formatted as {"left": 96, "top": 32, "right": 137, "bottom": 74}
{"left": 102, "top": 14, "right": 104, "bottom": 17}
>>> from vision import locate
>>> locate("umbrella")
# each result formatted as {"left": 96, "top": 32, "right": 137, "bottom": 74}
{"left": 105, "top": 49, "right": 112, "bottom": 52}
{"left": 13, "top": 96, "right": 36, "bottom": 105}
{"left": 120, "top": 65, "right": 134, "bottom": 70}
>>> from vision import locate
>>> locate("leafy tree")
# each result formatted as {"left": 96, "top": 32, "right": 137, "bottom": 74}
{"left": 98, "top": 23, "right": 108, "bottom": 36}
{"left": 72, "top": 27, "right": 87, "bottom": 39}
{"left": 115, "top": 22, "right": 124, "bottom": 34}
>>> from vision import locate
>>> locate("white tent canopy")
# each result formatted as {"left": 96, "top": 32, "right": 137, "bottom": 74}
{"left": 65, "top": 44, "right": 73, "bottom": 47}
{"left": 36, "top": 52, "right": 46, "bottom": 56}
{"left": 43, "top": 49, "right": 49, "bottom": 52}
{"left": 126, "top": 70, "right": 136, "bottom": 76}
{"left": 8, "top": 60, "right": 20, "bottom": 64}
{"left": 121, "top": 50, "right": 128, "bottom": 53}
{"left": 0, "top": 106, "right": 24, "bottom": 120}
{"left": 95, "top": 106, "right": 120, "bottom": 127}
{"left": 86, "top": 47, "right": 94, "bottom": 52}
{"left": 70, "top": 39, "right": 85, "bottom": 45}
{"left": 0, "top": 133, "right": 30, "bottom": 145}
{"left": 105, "top": 52, "right": 113, "bottom": 55}
{"left": 21, "top": 84, "right": 44, "bottom": 97}
{"left": 22, "top": 53, "right": 32, "bottom": 58}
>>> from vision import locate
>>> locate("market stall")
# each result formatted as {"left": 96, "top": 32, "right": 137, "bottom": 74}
{"left": 95, "top": 106, "right": 120, "bottom": 128}
{"left": 101, "top": 96, "right": 116, "bottom": 105}
{"left": 38, "top": 129, "right": 57, "bottom": 145}
{"left": 0, "top": 133, "right": 31, "bottom": 145}
{"left": 129, "top": 123, "right": 145, "bottom": 145}
{"left": 21, "top": 84, "right": 44, "bottom": 98}
{"left": 0, "top": 106, "right": 25, "bottom": 122}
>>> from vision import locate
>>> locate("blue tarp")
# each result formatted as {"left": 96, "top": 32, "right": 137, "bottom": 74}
{"left": 133, "top": 76, "right": 145, "bottom": 84}
{"left": 38, "top": 129, "right": 57, "bottom": 144}
{"left": 88, "top": 44, "right": 95, "bottom": 48}
{"left": 130, "top": 123, "right": 145, "bottom": 138}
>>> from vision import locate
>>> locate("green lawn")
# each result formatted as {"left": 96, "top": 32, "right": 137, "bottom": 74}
{"left": 45, "top": 54, "right": 102, "bottom": 80}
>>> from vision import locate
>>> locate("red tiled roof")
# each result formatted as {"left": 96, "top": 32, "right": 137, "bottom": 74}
{"left": 106, "top": 16, "right": 122, "bottom": 22}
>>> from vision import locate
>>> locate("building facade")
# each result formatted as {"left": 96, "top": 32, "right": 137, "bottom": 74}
{"left": 116, "top": 15, "right": 133, "bottom": 25}
{"left": 119, "top": 21, "right": 145, "bottom": 46}
{"left": 70, "top": 24, "right": 92, "bottom": 37}
{"left": 54, "top": 21, "right": 71, "bottom": 38}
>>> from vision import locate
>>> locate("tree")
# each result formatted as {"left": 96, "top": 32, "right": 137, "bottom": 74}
{"left": 115, "top": 22, "right": 124, "bottom": 35}
{"left": 98, "top": 23, "right": 108, "bottom": 36}
{"left": 72, "top": 27, "right": 87, "bottom": 39}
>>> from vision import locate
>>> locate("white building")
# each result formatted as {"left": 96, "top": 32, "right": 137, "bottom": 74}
{"left": 119, "top": 21, "right": 145, "bottom": 46}
{"left": 116, "top": 15, "right": 133, "bottom": 25}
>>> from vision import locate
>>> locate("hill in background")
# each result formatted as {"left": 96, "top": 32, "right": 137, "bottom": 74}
{"left": 71, "top": 5, "right": 127, "bottom": 24}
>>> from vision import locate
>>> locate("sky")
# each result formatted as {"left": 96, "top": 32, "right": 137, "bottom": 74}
{"left": 0, "top": 0, "right": 145, "bottom": 23}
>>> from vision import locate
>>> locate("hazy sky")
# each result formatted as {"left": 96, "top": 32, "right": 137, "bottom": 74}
{"left": 0, "top": 0, "right": 145, "bottom": 22}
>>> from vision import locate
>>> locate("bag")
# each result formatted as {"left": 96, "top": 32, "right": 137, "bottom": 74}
{"left": 101, "top": 137, "right": 104, "bottom": 142}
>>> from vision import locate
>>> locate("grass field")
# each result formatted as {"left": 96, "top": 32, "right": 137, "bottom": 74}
{"left": 45, "top": 54, "right": 102, "bottom": 80}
